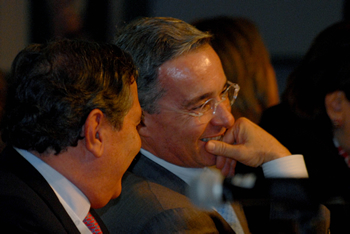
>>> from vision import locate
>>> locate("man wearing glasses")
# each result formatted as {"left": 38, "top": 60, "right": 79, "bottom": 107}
{"left": 98, "top": 17, "right": 310, "bottom": 233}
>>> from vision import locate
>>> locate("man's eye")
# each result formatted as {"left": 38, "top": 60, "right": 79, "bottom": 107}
{"left": 199, "top": 100, "right": 213, "bottom": 112}
{"left": 221, "top": 88, "right": 230, "bottom": 99}
{"left": 191, "top": 104, "right": 204, "bottom": 111}
{"left": 221, "top": 87, "right": 227, "bottom": 95}
{"left": 221, "top": 85, "right": 230, "bottom": 95}
{"left": 191, "top": 100, "right": 211, "bottom": 112}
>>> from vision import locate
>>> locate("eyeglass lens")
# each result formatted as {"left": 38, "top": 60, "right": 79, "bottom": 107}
{"left": 197, "top": 85, "right": 235, "bottom": 123}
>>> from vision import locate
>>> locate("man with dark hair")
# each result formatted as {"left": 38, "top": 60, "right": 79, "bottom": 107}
{"left": 98, "top": 17, "right": 315, "bottom": 233}
{"left": 0, "top": 38, "right": 142, "bottom": 233}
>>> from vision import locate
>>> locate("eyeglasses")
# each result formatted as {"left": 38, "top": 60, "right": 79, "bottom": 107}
{"left": 164, "top": 81, "right": 240, "bottom": 123}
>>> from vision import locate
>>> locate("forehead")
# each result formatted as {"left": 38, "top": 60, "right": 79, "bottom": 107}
{"left": 158, "top": 45, "right": 227, "bottom": 103}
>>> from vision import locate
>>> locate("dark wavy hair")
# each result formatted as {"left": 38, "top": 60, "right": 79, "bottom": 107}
{"left": 283, "top": 21, "right": 350, "bottom": 124}
{"left": 114, "top": 17, "right": 211, "bottom": 114}
{"left": 1, "top": 38, "right": 137, "bottom": 154}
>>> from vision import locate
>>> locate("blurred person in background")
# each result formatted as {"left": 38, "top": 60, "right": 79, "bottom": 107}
{"left": 260, "top": 21, "right": 350, "bottom": 234}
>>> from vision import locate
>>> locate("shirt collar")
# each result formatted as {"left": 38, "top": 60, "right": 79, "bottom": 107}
{"left": 14, "top": 147, "right": 90, "bottom": 221}
{"left": 140, "top": 148, "right": 205, "bottom": 184}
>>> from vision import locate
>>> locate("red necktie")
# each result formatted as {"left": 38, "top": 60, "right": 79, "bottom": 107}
{"left": 337, "top": 146, "right": 350, "bottom": 168}
{"left": 83, "top": 212, "right": 103, "bottom": 234}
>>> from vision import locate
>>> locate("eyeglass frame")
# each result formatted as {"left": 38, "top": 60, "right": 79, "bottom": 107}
{"left": 164, "top": 81, "right": 240, "bottom": 119}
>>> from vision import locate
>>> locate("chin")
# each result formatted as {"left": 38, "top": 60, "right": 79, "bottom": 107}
{"left": 90, "top": 183, "right": 122, "bottom": 209}
{"left": 103, "top": 184, "right": 122, "bottom": 206}
{"left": 113, "top": 183, "right": 122, "bottom": 199}
{"left": 201, "top": 150, "right": 217, "bottom": 165}
{"left": 91, "top": 198, "right": 111, "bottom": 209}
{"left": 198, "top": 156, "right": 216, "bottom": 167}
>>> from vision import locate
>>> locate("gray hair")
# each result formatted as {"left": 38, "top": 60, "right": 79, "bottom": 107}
{"left": 115, "top": 17, "right": 212, "bottom": 114}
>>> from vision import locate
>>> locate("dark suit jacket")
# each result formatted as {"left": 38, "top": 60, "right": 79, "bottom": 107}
{"left": 0, "top": 146, "right": 109, "bottom": 233}
{"left": 260, "top": 103, "right": 350, "bottom": 234}
{"left": 98, "top": 152, "right": 246, "bottom": 233}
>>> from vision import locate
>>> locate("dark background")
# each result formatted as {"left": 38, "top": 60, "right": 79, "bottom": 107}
{"left": 0, "top": 0, "right": 348, "bottom": 94}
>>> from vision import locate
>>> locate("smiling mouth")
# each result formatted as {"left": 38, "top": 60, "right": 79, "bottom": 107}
{"left": 201, "top": 135, "right": 223, "bottom": 142}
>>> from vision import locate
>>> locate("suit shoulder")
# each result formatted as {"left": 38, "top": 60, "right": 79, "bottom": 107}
{"left": 100, "top": 172, "right": 195, "bottom": 215}
{"left": 98, "top": 172, "right": 233, "bottom": 233}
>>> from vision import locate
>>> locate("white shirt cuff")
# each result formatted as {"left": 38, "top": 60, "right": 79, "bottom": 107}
{"left": 262, "top": 154, "right": 309, "bottom": 178}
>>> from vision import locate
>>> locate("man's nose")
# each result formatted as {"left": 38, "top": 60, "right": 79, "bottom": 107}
{"left": 210, "top": 101, "right": 235, "bottom": 128}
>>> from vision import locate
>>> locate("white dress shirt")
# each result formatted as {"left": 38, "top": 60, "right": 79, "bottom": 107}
{"left": 15, "top": 148, "right": 92, "bottom": 234}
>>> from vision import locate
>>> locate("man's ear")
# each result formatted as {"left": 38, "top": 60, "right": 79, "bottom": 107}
{"left": 138, "top": 111, "right": 151, "bottom": 138}
{"left": 84, "top": 109, "right": 104, "bottom": 158}
{"left": 325, "top": 91, "right": 345, "bottom": 126}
